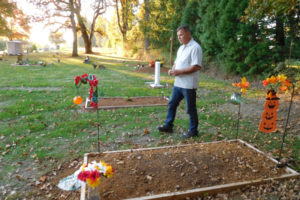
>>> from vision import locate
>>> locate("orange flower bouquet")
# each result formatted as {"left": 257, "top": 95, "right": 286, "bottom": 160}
{"left": 231, "top": 77, "right": 250, "bottom": 105}
{"left": 262, "top": 74, "right": 292, "bottom": 99}
{"left": 232, "top": 77, "right": 250, "bottom": 94}
{"left": 262, "top": 74, "right": 291, "bottom": 92}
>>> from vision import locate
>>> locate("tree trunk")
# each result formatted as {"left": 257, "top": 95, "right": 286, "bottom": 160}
{"left": 144, "top": 0, "right": 150, "bottom": 54}
{"left": 275, "top": 16, "right": 285, "bottom": 60}
{"left": 74, "top": 6, "right": 92, "bottom": 54}
{"left": 275, "top": 16, "right": 285, "bottom": 47}
{"left": 80, "top": 25, "right": 93, "bottom": 54}
{"left": 69, "top": 0, "right": 78, "bottom": 57}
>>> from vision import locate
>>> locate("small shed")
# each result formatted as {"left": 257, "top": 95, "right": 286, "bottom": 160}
{"left": 7, "top": 41, "right": 23, "bottom": 55}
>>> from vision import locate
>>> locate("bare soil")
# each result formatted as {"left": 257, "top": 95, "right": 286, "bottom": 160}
{"left": 38, "top": 141, "right": 294, "bottom": 200}
{"left": 135, "top": 66, "right": 170, "bottom": 73}
{"left": 85, "top": 96, "right": 168, "bottom": 109}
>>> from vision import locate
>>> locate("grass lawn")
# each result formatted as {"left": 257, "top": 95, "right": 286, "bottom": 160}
{"left": 0, "top": 51, "right": 299, "bottom": 198}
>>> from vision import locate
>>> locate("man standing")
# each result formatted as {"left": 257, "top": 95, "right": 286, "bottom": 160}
{"left": 158, "top": 25, "right": 202, "bottom": 138}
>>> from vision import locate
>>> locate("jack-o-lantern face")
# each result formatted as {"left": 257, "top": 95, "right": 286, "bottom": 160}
{"left": 264, "top": 99, "right": 279, "bottom": 110}
{"left": 259, "top": 119, "right": 276, "bottom": 133}
{"left": 261, "top": 111, "right": 277, "bottom": 121}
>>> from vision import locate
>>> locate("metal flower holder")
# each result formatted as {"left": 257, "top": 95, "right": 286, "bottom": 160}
{"left": 88, "top": 186, "right": 101, "bottom": 200}
{"left": 230, "top": 92, "right": 242, "bottom": 140}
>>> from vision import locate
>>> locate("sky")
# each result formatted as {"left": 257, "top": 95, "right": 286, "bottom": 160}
{"left": 14, "top": 0, "right": 53, "bottom": 46}
{"left": 14, "top": 0, "right": 114, "bottom": 47}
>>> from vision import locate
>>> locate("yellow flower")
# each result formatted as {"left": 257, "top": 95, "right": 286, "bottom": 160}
{"left": 81, "top": 164, "right": 87, "bottom": 171}
{"left": 104, "top": 165, "right": 114, "bottom": 178}
{"left": 269, "top": 75, "right": 277, "bottom": 84}
{"left": 232, "top": 77, "right": 250, "bottom": 94}
{"left": 277, "top": 74, "right": 287, "bottom": 82}
{"left": 87, "top": 177, "right": 101, "bottom": 188}
{"left": 241, "top": 77, "right": 247, "bottom": 83}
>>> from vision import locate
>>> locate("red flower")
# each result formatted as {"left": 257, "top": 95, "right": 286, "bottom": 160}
{"left": 232, "top": 83, "right": 240, "bottom": 87}
{"left": 74, "top": 76, "right": 81, "bottom": 85}
{"left": 90, "top": 101, "right": 98, "bottom": 108}
{"left": 88, "top": 170, "right": 100, "bottom": 181}
{"left": 89, "top": 87, "right": 94, "bottom": 99}
{"left": 81, "top": 74, "right": 89, "bottom": 79}
{"left": 262, "top": 80, "right": 269, "bottom": 87}
{"left": 78, "top": 171, "right": 90, "bottom": 182}
{"left": 89, "top": 79, "right": 98, "bottom": 87}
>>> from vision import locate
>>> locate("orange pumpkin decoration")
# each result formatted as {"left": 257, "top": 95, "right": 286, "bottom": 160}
{"left": 259, "top": 91, "right": 279, "bottom": 133}
{"left": 261, "top": 110, "right": 277, "bottom": 121}
{"left": 73, "top": 96, "right": 83, "bottom": 104}
{"left": 259, "top": 119, "right": 277, "bottom": 133}
{"left": 264, "top": 99, "right": 279, "bottom": 110}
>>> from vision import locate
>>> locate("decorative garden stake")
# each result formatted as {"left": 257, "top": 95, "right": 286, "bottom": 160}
{"left": 278, "top": 84, "right": 295, "bottom": 167}
{"left": 232, "top": 77, "right": 250, "bottom": 139}
{"left": 74, "top": 73, "right": 100, "bottom": 152}
{"left": 259, "top": 90, "right": 279, "bottom": 133}
{"left": 259, "top": 74, "right": 292, "bottom": 133}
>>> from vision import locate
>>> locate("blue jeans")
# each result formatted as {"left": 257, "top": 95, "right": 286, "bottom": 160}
{"left": 165, "top": 86, "right": 198, "bottom": 134}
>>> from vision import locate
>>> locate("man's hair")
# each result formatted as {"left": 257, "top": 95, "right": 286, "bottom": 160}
{"left": 177, "top": 25, "right": 190, "bottom": 33}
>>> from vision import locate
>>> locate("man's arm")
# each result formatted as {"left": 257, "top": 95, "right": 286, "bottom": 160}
{"left": 168, "top": 65, "right": 201, "bottom": 76}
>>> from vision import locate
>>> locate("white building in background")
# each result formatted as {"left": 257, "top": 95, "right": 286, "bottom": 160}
{"left": 7, "top": 41, "right": 23, "bottom": 55}
{"left": 6, "top": 40, "right": 32, "bottom": 55}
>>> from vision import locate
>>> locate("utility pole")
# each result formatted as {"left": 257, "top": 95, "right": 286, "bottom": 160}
{"left": 170, "top": 30, "right": 174, "bottom": 66}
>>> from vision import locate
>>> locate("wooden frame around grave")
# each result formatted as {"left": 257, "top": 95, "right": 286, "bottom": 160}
{"left": 84, "top": 96, "right": 169, "bottom": 110}
{"left": 80, "top": 139, "right": 299, "bottom": 200}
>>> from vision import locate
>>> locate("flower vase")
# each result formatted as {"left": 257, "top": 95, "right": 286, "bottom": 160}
{"left": 230, "top": 92, "right": 242, "bottom": 105}
{"left": 88, "top": 186, "right": 100, "bottom": 200}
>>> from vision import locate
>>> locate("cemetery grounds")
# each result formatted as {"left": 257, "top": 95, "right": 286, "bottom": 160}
{"left": 0, "top": 51, "right": 299, "bottom": 199}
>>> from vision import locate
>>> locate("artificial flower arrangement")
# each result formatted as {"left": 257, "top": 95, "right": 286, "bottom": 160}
{"left": 77, "top": 161, "right": 114, "bottom": 188}
{"left": 57, "top": 161, "right": 114, "bottom": 191}
{"left": 232, "top": 77, "right": 250, "bottom": 94}
{"left": 262, "top": 74, "right": 292, "bottom": 97}
{"left": 74, "top": 73, "right": 99, "bottom": 108}
{"left": 230, "top": 77, "right": 250, "bottom": 105}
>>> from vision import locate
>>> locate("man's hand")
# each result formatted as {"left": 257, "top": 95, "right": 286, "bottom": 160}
{"left": 169, "top": 65, "right": 201, "bottom": 76}
{"left": 168, "top": 69, "right": 180, "bottom": 76}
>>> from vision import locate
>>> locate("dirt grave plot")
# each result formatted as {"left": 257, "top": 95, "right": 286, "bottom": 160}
{"left": 79, "top": 140, "right": 298, "bottom": 200}
{"left": 84, "top": 96, "right": 169, "bottom": 110}
{"left": 135, "top": 67, "right": 170, "bottom": 73}
{"left": 11, "top": 63, "right": 41, "bottom": 67}
{"left": 1, "top": 86, "right": 62, "bottom": 91}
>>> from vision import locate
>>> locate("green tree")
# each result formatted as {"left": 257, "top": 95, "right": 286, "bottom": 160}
{"left": 73, "top": 0, "right": 107, "bottom": 53}
{"left": 180, "top": 0, "right": 200, "bottom": 35}
{"left": 0, "top": 0, "right": 30, "bottom": 40}
{"left": 115, "top": 0, "right": 139, "bottom": 49}
{"left": 28, "top": 0, "right": 79, "bottom": 56}
{"left": 195, "top": 0, "right": 221, "bottom": 60}
{"left": 139, "top": 0, "right": 188, "bottom": 52}
{"left": 49, "top": 32, "right": 66, "bottom": 49}
{"left": 243, "top": 0, "right": 300, "bottom": 60}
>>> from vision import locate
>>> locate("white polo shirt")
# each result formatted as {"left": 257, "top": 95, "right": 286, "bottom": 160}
{"left": 174, "top": 39, "right": 202, "bottom": 89}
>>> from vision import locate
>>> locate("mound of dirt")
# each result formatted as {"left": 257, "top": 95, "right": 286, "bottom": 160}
{"left": 38, "top": 140, "right": 295, "bottom": 200}
{"left": 135, "top": 66, "right": 170, "bottom": 73}
{"left": 83, "top": 96, "right": 169, "bottom": 110}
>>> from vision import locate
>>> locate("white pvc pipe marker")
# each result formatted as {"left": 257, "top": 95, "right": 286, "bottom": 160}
{"left": 154, "top": 61, "right": 161, "bottom": 85}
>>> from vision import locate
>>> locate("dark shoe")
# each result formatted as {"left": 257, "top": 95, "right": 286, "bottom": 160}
{"left": 180, "top": 131, "right": 198, "bottom": 139}
{"left": 157, "top": 125, "right": 173, "bottom": 133}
